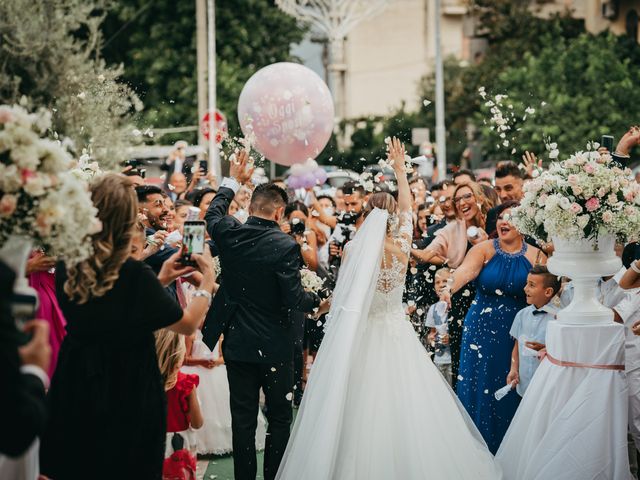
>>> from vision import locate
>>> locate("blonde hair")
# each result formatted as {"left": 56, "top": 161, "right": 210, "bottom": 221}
{"left": 434, "top": 267, "right": 452, "bottom": 280}
{"left": 155, "top": 329, "right": 186, "bottom": 391}
{"left": 452, "top": 182, "right": 490, "bottom": 229}
{"left": 363, "top": 191, "right": 397, "bottom": 217}
{"left": 64, "top": 174, "right": 138, "bottom": 304}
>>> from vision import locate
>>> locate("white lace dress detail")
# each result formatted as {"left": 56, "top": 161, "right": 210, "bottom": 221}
{"left": 371, "top": 210, "right": 413, "bottom": 320}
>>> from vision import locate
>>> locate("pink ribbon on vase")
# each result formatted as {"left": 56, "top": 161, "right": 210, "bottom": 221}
{"left": 539, "top": 350, "right": 625, "bottom": 371}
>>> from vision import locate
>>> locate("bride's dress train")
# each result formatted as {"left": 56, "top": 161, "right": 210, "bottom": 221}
{"left": 276, "top": 209, "right": 501, "bottom": 480}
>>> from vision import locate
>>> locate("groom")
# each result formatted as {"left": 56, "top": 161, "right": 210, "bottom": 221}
{"left": 203, "top": 150, "right": 329, "bottom": 480}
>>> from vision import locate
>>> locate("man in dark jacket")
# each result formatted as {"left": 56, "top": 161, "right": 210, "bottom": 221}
{"left": 203, "top": 150, "right": 329, "bottom": 480}
{"left": 0, "top": 261, "right": 51, "bottom": 460}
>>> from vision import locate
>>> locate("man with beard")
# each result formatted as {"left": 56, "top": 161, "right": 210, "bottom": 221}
{"left": 485, "top": 161, "right": 524, "bottom": 237}
{"left": 136, "top": 185, "right": 180, "bottom": 300}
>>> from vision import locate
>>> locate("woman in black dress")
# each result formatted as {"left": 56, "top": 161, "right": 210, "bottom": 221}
{"left": 40, "top": 174, "right": 216, "bottom": 479}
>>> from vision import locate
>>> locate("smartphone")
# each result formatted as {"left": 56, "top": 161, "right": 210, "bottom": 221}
{"left": 199, "top": 160, "right": 208, "bottom": 176}
{"left": 181, "top": 220, "right": 206, "bottom": 266}
{"left": 602, "top": 135, "right": 614, "bottom": 153}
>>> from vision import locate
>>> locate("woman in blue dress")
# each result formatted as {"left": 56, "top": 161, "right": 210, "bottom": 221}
{"left": 441, "top": 201, "right": 545, "bottom": 453}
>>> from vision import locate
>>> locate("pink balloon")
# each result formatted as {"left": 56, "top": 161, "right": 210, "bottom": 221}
{"left": 314, "top": 168, "right": 328, "bottom": 184}
{"left": 237, "top": 62, "right": 335, "bottom": 167}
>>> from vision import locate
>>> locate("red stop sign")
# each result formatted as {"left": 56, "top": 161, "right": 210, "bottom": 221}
{"left": 201, "top": 110, "right": 227, "bottom": 143}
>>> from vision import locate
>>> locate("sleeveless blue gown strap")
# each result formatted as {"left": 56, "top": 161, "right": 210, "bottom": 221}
{"left": 456, "top": 239, "right": 532, "bottom": 453}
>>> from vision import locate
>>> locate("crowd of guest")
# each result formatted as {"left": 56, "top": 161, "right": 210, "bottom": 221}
{"left": 3, "top": 126, "right": 640, "bottom": 479}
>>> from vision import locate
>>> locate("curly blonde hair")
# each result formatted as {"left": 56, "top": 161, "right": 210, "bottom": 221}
{"left": 64, "top": 173, "right": 138, "bottom": 304}
{"left": 155, "top": 329, "right": 186, "bottom": 391}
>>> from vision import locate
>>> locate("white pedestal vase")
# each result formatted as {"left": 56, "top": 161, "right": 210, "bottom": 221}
{"left": 496, "top": 236, "right": 630, "bottom": 480}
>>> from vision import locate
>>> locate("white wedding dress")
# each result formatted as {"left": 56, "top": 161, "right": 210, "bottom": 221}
{"left": 276, "top": 208, "right": 502, "bottom": 479}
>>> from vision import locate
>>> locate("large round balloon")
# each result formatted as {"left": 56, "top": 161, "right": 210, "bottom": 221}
{"left": 237, "top": 62, "right": 335, "bottom": 166}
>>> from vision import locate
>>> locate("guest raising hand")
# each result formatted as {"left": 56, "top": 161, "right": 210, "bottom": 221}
{"left": 40, "top": 173, "right": 217, "bottom": 479}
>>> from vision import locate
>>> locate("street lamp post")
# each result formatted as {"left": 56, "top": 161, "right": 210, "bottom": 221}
{"left": 434, "top": 0, "right": 447, "bottom": 180}
{"left": 207, "top": 0, "right": 220, "bottom": 179}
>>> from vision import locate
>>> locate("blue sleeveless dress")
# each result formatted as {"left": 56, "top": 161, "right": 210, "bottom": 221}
{"left": 456, "top": 239, "right": 531, "bottom": 453}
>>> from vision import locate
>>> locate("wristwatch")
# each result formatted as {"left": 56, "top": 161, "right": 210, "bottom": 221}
{"left": 192, "top": 289, "right": 212, "bottom": 307}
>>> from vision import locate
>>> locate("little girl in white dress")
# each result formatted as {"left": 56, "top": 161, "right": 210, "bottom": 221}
{"left": 182, "top": 330, "right": 267, "bottom": 455}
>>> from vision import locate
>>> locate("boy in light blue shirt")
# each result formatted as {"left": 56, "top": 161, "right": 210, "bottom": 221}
{"left": 507, "top": 265, "right": 560, "bottom": 397}
{"left": 426, "top": 268, "right": 453, "bottom": 385}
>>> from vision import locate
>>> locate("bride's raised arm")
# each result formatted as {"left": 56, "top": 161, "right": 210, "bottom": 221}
{"left": 388, "top": 137, "right": 411, "bottom": 213}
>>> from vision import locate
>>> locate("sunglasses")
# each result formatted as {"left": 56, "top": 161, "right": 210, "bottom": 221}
{"left": 453, "top": 193, "right": 474, "bottom": 204}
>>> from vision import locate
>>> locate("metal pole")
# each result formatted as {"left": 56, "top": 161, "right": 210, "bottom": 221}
{"left": 207, "top": 0, "right": 220, "bottom": 179}
{"left": 196, "top": 0, "right": 207, "bottom": 160}
{"left": 434, "top": 0, "right": 447, "bottom": 180}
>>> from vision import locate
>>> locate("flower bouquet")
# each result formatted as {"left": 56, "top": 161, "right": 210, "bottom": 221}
{"left": 300, "top": 268, "right": 324, "bottom": 294}
{"left": 511, "top": 143, "right": 640, "bottom": 245}
{"left": 0, "top": 104, "right": 100, "bottom": 268}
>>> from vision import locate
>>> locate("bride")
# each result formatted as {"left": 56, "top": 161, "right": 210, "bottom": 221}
{"left": 276, "top": 138, "right": 502, "bottom": 480}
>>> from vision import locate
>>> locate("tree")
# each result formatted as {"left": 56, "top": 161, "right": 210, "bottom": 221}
{"left": 475, "top": 32, "right": 640, "bottom": 162}
{"left": 0, "top": 0, "right": 141, "bottom": 168}
{"left": 101, "top": 0, "right": 306, "bottom": 144}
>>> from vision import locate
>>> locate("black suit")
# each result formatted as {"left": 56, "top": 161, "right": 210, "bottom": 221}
{"left": 0, "top": 261, "right": 47, "bottom": 458}
{"left": 203, "top": 186, "right": 319, "bottom": 480}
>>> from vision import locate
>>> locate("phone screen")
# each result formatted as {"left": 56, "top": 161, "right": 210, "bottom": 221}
{"left": 602, "top": 135, "right": 614, "bottom": 152}
{"left": 182, "top": 221, "right": 205, "bottom": 258}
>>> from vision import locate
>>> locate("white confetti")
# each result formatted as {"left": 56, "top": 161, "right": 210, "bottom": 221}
{"left": 410, "top": 267, "right": 418, "bottom": 274}
{"left": 423, "top": 99, "right": 432, "bottom": 107}
{"left": 457, "top": 375, "right": 464, "bottom": 381}
{"left": 462, "top": 289, "right": 471, "bottom": 297}
{"left": 470, "top": 344, "right": 479, "bottom": 350}
{"left": 271, "top": 367, "right": 276, "bottom": 372}
{"left": 495, "top": 289, "right": 503, "bottom": 296}
{"left": 285, "top": 392, "right": 293, "bottom": 401}
{"left": 484, "top": 389, "right": 489, "bottom": 394}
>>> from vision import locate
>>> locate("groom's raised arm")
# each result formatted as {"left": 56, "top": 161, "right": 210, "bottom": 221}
{"left": 205, "top": 178, "right": 239, "bottom": 240}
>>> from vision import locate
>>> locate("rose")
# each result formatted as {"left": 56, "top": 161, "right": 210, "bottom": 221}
{"left": 0, "top": 194, "right": 17, "bottom": 217}
{"left": 559, "top": 197, "right": 571, "bottom": 210}
{"left": 602, "top": 211, "right": 614, "bottom": 223}
{"left": 537, "top": 194, "right": 548, "bottom": 207}
{"left": 597, "top": 187, "right": 607, "bottom": 198}
{"left": 584, "top": 164, "right": 595, "bottom": 174}
{"left": 585, "top": 197, "right": 600, "bottom": 212}
{"left": 572, "top": 185, "right": 583, "bottom": 196}
{"left": 23, "top": 175, "right": 47, "bottom": 197}
{"left": 570, "top": 203, "right": 582, "bottom": 214}
{"left": 0, "top": 107, "right": 13, "bottom": 124}
{"left": 567, "top": 174, "right": 579, "bottom": 185}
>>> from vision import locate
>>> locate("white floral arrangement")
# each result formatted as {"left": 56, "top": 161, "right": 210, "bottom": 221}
{"left": 511, "top": 142, "right": 640, "bottom": 244}
{"left": 300, "top": 267, "right": 324, "bottom": 294}
{"left": 0, "top": 104, "right": 101, "bottom": 265}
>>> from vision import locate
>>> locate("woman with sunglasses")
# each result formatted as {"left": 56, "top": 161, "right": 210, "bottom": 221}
{"left": 439, "top": 201, "right": 546, "bottom": 454}
{"left": 411, "top": 182, "right": 492, "bottom": 388}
